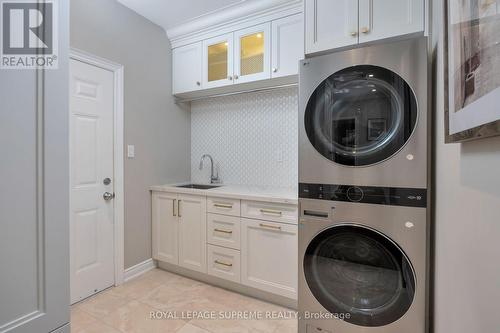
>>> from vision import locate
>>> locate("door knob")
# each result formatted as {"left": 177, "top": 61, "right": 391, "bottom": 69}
{"left": 103, "top": 192, "right": 115, "bottom": 201}
{"left": 351, "top": 31, "right": 358, "bottom": 37}
{"left": 272, "top": 67, "right": 278, "bottom": 73}
{"left": 361, "top": 27, "right": 370, "bottom": 34}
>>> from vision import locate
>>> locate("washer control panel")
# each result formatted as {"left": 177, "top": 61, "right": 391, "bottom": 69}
{"left": 299, "top": 183, "right": 427, "bottom": 208}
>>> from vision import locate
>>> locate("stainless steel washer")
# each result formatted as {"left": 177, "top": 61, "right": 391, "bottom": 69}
{"left": 298, "top": 197, "right": 428, "bottom": 333}
{"left": 299, "top": 37, "right": 429, "bottom": 188}
{"left": 298, "top": 37, "right": 429, "bottom": 333}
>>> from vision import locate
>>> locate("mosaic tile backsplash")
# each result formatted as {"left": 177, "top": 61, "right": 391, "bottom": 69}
{"left": 191, "top": 87, "right": 298, "bottom": 189}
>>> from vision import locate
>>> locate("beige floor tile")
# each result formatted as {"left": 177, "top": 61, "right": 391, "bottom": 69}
{"left": 138, "top": 278, "right": 220, "bottom": 313}
{"left": 109, "top": 274, "right": 163, "bottom": 300}
{"left": 72, "top": 320, "right": 123, "bottom": 333}
{"left": 101, "top": 300, "right": 186, "bottom": 333}
{"left": 70, "top": 307, "right": 98, "bottom": 332}
{"left": 189, "top": 319, "right": 279, "bottom": 333}
{"left": 141, "top": 269, "right": 185, "bottom": 286}
{"left": 272, "top": 319, "right": 298, "bottom": 333}
{"left": 72, "top": 269, "right": 297, "bottom": 333}
{"left": 176, "top": 323, "right": 212, "bottom": 333}
{"left": 78, "top": 290, "right": 131, "bottom": 320}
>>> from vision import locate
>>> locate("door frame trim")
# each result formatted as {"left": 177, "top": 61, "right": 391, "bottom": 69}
{"left": 70, "top": 48, "right": 125, "bottom": 286}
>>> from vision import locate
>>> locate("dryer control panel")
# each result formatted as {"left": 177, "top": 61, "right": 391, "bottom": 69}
{"left": 299, "top": 183, "right": 427, "bottom": 208}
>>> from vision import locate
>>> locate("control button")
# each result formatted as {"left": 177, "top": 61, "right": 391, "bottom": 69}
{"left": 347, "top": 187, "right": 364, "bottom": 202}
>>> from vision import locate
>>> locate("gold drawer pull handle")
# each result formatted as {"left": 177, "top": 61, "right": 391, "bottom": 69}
{"left": 214, "top": 203, "right": 233, "bottom": 209}
{"left": 214, "top": 228, "right": 233, "bottom": 234}
{"left": 259, "top": 223, "right": 282, "bottom": 231}
{"left": 260, "top": 209, "right": 282, "bottom": 216}
{"left": 214, "top": 260, "right": 233, "bottom": 267}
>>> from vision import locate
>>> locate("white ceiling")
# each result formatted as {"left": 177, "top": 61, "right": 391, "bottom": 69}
{"left": 117, "top": 0, "right": 245, "bottom": 32}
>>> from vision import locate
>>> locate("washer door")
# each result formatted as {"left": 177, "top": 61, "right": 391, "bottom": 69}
{"left": 304, "top": 65, "right": 418, "bottom": 167}
{"left": 303, "top": 225, "right": 416, "bottom": 327}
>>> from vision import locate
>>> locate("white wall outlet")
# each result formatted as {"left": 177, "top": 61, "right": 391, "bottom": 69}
{"left": 127, "top": 145, "right": 135, "bottom": 158}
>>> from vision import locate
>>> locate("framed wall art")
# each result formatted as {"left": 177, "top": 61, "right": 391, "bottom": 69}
{"left": 444, "top": 0, "right": 500, "bottom": 143}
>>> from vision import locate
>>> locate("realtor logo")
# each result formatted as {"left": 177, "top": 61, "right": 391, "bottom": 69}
{"left": 1, "top": 0, "right": 58, "bottom": 69}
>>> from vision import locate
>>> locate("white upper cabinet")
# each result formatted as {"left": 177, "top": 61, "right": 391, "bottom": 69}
{"left": 305, "top": 0, "right": 425, "bottom": 55}
{"left": 203, "top": 33, "right": 234, "bottom": 89}
{"left": 234, "top": 23, "right": 271, "bottom": 84}
{"left": 305, "top": 0, "right": 358, "bottom": 54}
{"left": 358, "top": 0, "right": 424, "bottom": 43}
{"left": 169, "top": 0, "right": 303, "bottom": 97}
{"left": 172, "top": 42, "right": 202, "bottom": 94}
{"left": 271, "top": 13, "right": 304, "bottom": 78}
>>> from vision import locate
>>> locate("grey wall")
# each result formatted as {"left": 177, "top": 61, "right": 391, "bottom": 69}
{"left": 70, "top": 0, "right": 191, "bottom": 269}
{"left": 432, "top": 1, "right": 500, "bottom": 332}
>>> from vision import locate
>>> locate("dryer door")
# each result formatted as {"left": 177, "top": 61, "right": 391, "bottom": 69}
{"left": 303, "top": 224, "right": 416, "bottom": 327}
{"left": 304, "top": 65, "right": 418, "bottom": 167}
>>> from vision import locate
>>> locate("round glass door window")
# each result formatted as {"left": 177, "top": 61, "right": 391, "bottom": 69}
{"left": 304, "top": 65, "right": 418, "bottom": 167}
{"left": 303, "top": 225, "right": 416, "bottom": 327}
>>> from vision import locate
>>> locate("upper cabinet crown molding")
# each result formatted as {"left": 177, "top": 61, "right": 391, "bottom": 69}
{"left": 167, "top": 0, "right": 303, "bottom": 49}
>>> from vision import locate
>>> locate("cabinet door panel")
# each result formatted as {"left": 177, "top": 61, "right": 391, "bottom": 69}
{"left": 203, "top": 33, "right": 234, "bottom": 89}
{"left": 272, "top": 14, "right": 304, "bottom": 78}
{"left": 173, "top": 42, "right": 203, "bottom": 94}
{"left": 305, "top": 0, "right": 358, "bottom": 54}
{"left": 234, "top": 23, "right": 271, "bottom": 83}
{"left": 178, "top": 194, "right": 207, "bottom": 273}
{"left": 152, "top": 192, "right": 178, "bottom": 265}
{"left": 241, "top": 219, "right": 298, "bottom": 299}
{"left": 359, "top": 0, "right": 424, "bottom": 43}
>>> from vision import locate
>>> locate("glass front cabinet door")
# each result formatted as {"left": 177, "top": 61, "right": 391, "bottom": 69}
{"left": 203, "top": 33, "right": 234, "bottom": 89}
{"left": 233, "top": 23, "right": 271, "bottom": 83}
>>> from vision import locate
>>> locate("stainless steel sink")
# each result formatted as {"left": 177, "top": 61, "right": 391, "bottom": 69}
{"left": 175, "top": 184, "right": 221, "bottom": 190}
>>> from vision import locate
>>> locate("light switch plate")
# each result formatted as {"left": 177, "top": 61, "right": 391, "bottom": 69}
{"left": 127, "top": 145, "right": 135, "bottom": 158}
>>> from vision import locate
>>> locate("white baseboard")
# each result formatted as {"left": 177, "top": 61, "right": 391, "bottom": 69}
{"left": 123, "top": 258, "right": 157, "bottom": 282}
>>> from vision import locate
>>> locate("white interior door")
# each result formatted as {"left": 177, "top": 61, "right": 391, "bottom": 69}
{"left": 70, "top": 59, "right": 115, "bottom": 304}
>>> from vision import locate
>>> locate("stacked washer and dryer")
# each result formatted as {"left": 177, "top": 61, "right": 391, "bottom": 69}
{"left": 298, "top": 37, "right": 429, "bottom": 333}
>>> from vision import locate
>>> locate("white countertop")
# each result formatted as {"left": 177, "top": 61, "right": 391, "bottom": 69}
{"left": 150, "top": 183, "right": 298, "bottom": 205}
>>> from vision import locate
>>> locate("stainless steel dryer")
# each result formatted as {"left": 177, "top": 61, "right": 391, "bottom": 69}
{"left": 298, "top": 37, "right": 429, "bottom": 333}
{"left": 298, "top": 192, "right": 428, "bottom": 333}
{"left": 299, "top": 37, "right": 428, "bottom": 188}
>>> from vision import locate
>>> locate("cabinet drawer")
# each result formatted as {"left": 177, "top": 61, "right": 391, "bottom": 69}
{"left": 241, "top": 200, "right": 298, "bottom": 224}
{"left": 207, "top": 213, "right": 241, "bottom": 250}
{"left": 207, "top": 244, "right": 241, "bottom": 283}
{"left": 207, "top": 197, "right": 241, "bottom": 216}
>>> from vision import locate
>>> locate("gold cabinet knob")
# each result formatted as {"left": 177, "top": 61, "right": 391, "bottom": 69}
{"left": 351, "top": 31, "right": 358, "bottom": 37}
{"left": 361, "top": 27, "right": 370, "bottom": 34}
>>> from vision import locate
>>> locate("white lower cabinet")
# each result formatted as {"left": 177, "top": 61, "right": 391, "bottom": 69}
{"left": 207, "top": 244, "right": 241, "bottom": 283}
{"left": 241, "top": 218, "right": 298, "bottom": 299}
{"left": 178, "top": 194, "right": 207, "bottom": 273}
{"left": 152, "top": 192, "right": 179, "bottom": 265}
{"left": 152, "top": 192, "right": 207, "bottom": 273}
{"left": 153, "top": 191, "right": 298, "bottom": 300}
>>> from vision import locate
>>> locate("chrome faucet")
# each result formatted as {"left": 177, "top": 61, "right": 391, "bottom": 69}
{"left": 199, "top": 154, "right": 221, "bottom": 184}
